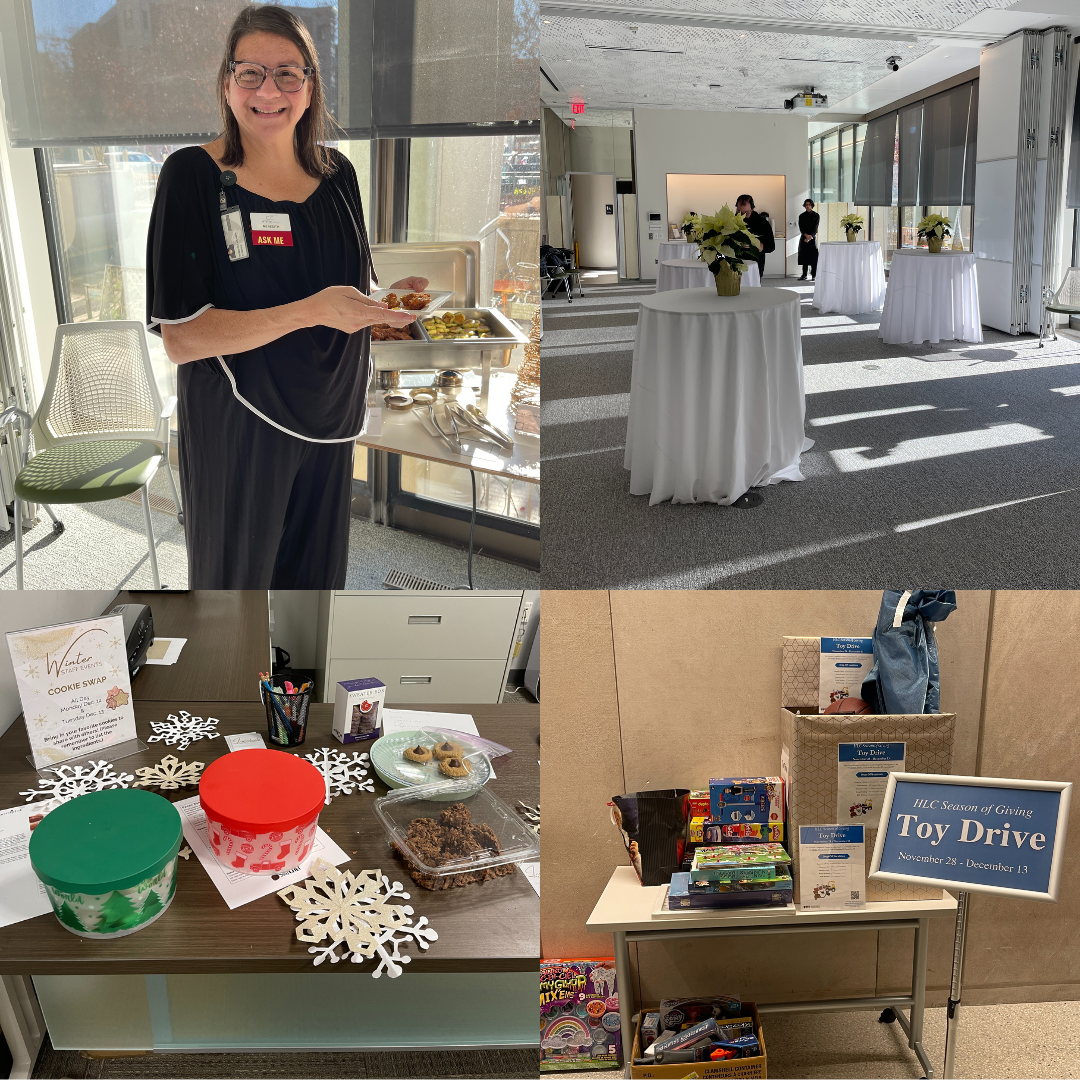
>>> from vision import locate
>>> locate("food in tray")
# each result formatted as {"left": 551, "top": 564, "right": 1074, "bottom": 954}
{"left": 401, "top": 292, "right": 431, "bottom": 310}
{"left": 403, "top": 744, "right": 433, "bottom": 763}
{"left": 371, "top": 323, "right": 414, "bottom": 341}
{"left": 438, "top": 756, "right": 472, "bottom": 778}
{"left": 382, "top": 292, "right": 400, "bottom": 309}
{"left": 397, "top": 802, "right": 514, "bottom": 890}
{"left": 422, "top": 311, "right": 493, "bottom": 339}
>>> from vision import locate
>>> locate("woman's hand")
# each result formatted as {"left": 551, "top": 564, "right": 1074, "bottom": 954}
{"left": 390, "top": 276, "right": 430, "bottom": 291}
{"left": 302, "top": 286, "right": 416, "bottom": 333}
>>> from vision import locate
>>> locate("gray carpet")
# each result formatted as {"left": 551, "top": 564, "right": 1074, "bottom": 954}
{"left": 0, "top": 466, "right": 537, "bottom": 591}
{"left": 541, "top": 278, "right": 1080, "bottom": 588}
{"left": 33, "top": 1036, "right": 538, "bottom": 1079}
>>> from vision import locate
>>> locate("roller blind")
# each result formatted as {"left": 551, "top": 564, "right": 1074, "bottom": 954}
{"left": 0, "top": 0, "right": 537, "bottom": 147}
{"left": 854, "top": 111, "right": 897, "bottom": 206}
{"left": 898, "top": 102, "right": 923, "bottom": 207}
{"left": 963, "top": 79, "right": 979, "bottom": 206}
{"left": 1067, "top": 67, "right": 1080, "bottom": 209}
{"left": 919, "top": 82, "right": 972, "bottom": 205}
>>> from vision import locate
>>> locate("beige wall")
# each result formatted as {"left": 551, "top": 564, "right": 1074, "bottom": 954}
{"left": 541, "top": 590, "right": 1078, "bottom": 1009}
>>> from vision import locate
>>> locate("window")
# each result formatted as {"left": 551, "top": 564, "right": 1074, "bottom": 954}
{"left": 925, "top": 205, "right": 973, "bottom": 250}
{"left": 822, "top": 132, "right": 839, "bottom": 205}
{"left": 840, "top": 127, "right": 855, "bottom": 203}
{"left": 872, "top": 206, "right": 899, "bottom": 266}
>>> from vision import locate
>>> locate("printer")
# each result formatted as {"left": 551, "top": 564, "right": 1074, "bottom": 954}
{"left": 109, "top": 603, "right": 154, "bottom": 678}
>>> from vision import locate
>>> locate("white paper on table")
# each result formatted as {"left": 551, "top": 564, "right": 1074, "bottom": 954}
{"left": 0, "top": 799, "right": 62, "bottom": 928}
{"left": 143, "top": 637, "right": 187, "bottom": 665}
{"left": 518, "top": 860, "right": 539, "bottom": 895}
{"left": 174, "top": 795, "right": 349, "bottom": 910}
{"left": 225, "top": 731, "right": 266, "bottom": 751}
{"left": 380, "top": 710, "right": 495, "bottom": 778}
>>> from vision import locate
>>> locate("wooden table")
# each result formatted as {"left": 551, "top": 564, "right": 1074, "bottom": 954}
{"left": 0, "top": 703, "right": 539, "bottom": 1067}
{"left": 106, "top": 591, "right": 271, "bottom": 701}
{"left": 587, "top": 866, "right": 957, "bottom": 1078}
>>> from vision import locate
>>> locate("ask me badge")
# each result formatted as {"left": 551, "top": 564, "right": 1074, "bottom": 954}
{"left": 7, "top": 615, "right": 137, "bottom": 769}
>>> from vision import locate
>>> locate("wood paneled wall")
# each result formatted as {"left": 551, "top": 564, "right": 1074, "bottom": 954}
{"left": 539, "top": 590, "right": 1077, "bottom": 1007}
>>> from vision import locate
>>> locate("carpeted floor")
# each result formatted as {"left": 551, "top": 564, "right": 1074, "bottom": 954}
{"left": 541, "top": 278, "right": 1080, "bottom": 588}
{"left": 550, "top": 999, "right": 1080, "bottom": 1079}
{"left": 0, "top": 465, "right": 538, "bottom": 591}
{"left": 32, "top": 1037, "right": 539, "bottom": 1079}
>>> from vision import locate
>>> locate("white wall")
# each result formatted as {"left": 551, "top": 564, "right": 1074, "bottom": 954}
{"left": 0, "top": 591, "right": 118, "bottom": 737}
{"left": 633, "top": 108, "right": 809, "bottom": 279}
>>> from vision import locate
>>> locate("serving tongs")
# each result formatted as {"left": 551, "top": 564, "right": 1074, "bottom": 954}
{"left": 447, "top": 402, "right": 515, "bottom": 451}
{"left": 426, "top": 402, "right": 462, "bottom": 455}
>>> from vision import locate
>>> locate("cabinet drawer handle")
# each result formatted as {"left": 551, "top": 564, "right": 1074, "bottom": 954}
{"left": 400, "top": 675, "right": 433, "bottom": 685}
{"left": 408, "top": 615, "right": 442, "bottom": 625}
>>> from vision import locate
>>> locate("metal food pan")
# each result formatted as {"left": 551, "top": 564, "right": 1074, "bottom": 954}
{"left": 419, "top": 307, "right": 530, "bottom": 346}
{"left": 369, "top": 319, "right": 428, "bottom": 344}
{"left": 370, "top": 307, "right": 528, "bottom": 369}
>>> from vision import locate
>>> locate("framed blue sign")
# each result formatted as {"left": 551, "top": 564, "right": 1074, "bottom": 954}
{"left": 869, "top": 773, "right": 1072, "bottom": 902}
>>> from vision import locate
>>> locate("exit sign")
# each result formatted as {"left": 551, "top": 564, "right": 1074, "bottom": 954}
{"left": 570, "top": 98, "right": 585, "bottom": 115}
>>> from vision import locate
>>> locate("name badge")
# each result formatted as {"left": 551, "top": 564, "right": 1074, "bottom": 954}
{"left": 221, "top": 207, "right": 249, "bottom": 262}
{"left": 250, "top": 212, "right": 293, "bottom": 247}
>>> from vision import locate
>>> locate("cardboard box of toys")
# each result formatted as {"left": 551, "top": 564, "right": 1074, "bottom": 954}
{"left": 332, "top": 677, "right": 386, "bottom": 743}
{"left": 631, "top": 1002, "right": 767, "bottom": 1079}
{"left": 540, "top": 957, "right": 622, "bottom": 1071}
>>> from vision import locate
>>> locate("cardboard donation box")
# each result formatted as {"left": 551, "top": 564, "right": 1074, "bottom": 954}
{"left": 781, "top": 637, "right": 956, "bottom": 904}
{"left": 631, "top": 1004, "right": 767, "bottom": 1079}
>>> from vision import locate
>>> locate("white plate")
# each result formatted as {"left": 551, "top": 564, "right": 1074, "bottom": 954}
{"left": 371, "top": 289, "right": 453, "bottom": 316}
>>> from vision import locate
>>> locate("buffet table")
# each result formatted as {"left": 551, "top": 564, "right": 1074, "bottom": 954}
{"left": 624, "top": 287, "right": 811, "bottom": 505}
{"left": 656, "top": 258, "right": 760, "bottom": 294}
{"left": 657, "top": 240, "right": 697, "bottom": 262}
{"left": 587, "top": 866, "right": 956, "bottom": 1080}
{"left": 0, "top": 703, "right": 539, "bottom": 1068}
{"left": 879, "top": 249, "right": 983, "bottom": 345}
{"left": 813, "top": 240, "right": 886, "bottom": 314}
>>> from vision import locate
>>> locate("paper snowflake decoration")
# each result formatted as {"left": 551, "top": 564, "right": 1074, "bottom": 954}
{"left": 298, "top": 746, "right": 373, "bottom": 805}
{"left": 147, "top": 710, "right": 221, "bottom": 751}
{"left": 277, "top": 859, "right": 438, "bottom": 977}
{"left": 132, "top": 755, "right": 205, "bottom": 791}
{"left": 20, "top": 760, "right": 134, "bottom": 804}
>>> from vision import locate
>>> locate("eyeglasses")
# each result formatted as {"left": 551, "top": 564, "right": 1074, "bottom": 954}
{"left": 229, "top": 60, "right": 314, "bottom": 93}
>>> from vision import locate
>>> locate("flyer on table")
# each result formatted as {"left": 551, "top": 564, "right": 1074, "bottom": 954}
{"left": 6, "top": 615, "right": 137, "bottom": 769}
{"left": 799, "top": 825, "right": 866, "bottom": 911}
{"left": 837, "top": 742, "right": 906, "bottom": 824}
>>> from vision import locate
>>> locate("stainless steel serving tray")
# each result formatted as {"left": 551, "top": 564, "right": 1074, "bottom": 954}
{"left": 370, "top": 306, "right": 529, "bottom": 369}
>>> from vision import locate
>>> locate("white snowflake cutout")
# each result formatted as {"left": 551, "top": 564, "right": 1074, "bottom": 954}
{"left": 298, "top": 746, "right": 373, "bottom": 805}
{"left": 277, "top": 859, "right": 437, "bottom": 978}
{"left": 146, "top": 710, "right": 221, "bottom": 751}
{"left": 20, "top": 760, "right": 134, "bottom": 804}
{"left": 132, "top": 755, "right": 205, "bottom": 791}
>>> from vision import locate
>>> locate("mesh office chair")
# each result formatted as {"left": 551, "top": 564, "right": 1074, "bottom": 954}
{"left": 0, "top": 321, "right": 180, "bottom": 589}
{"left": 1040, "top": 268, "right": 1080, "bottom": 346}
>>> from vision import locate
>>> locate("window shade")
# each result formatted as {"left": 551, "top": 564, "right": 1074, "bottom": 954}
{"left": 920, "top": 82, "right": 973, "bottom": 206}
{"left": 898, "top": 103, "right": 923, "bottom": 207}
{"left": 963, "top": 79, "right": 979, "bottom": 206}
{"left": 0, "top": 0, "right": 537, "bottom": 147}
{"left": 855, "top": 112, "right": 897, "bottom": 206}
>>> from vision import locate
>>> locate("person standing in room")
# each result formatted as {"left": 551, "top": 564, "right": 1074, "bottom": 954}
{"left": 798, "top": 199, "right": 820, "bottom": 281}
{"left": 145, "top": 5, "right": 428, "bottom": 590}
{"left": 736, "top": 194, "right": 775, "bottom": 278}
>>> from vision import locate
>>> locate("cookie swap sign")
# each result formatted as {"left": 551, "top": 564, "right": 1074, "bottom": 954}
{"left": 7, "top": 616, "right": 137, "bottom": 769}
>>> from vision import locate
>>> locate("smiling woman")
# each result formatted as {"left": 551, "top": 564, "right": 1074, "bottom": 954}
{"left": 145, "top": 5, "right": 427, "bottom": 590}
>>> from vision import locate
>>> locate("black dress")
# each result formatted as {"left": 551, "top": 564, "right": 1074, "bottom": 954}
{"left": 744, "top": 211, "right": 775, "bottom": 277}
{"left": 798, "top": 210, "right": 820, "bottom": 276}
{"left": 145, "top": 145, "right": 376, "bottom": 589}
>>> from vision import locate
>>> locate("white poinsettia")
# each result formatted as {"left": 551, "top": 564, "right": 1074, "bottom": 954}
{"left": 917, "top": 213, "right": 952, "bottom": 239}
{"left": 840, "top": 213, "right": 864, "bottom": 232}
{"left": 689, "top": 203, "right": 762, "bottom": 275}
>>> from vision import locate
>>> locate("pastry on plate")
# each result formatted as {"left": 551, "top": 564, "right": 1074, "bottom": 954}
{"left": 403, "top": 744, "right": 433, "bottom": 763}
{"left": 432, "top": 739, "right": 464, "bottom": 761}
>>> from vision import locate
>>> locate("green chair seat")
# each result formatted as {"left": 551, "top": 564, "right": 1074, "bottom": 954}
{"left": 14, "top": 439, "right": 161, "bottom": 504}
{"left": 1045, "top": 303, "right": 1080, "bottom": 314}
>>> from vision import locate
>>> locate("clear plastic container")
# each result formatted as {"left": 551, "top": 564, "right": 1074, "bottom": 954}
{"left": 373, "top": 781, "right": 540, "bottom": 890}
{"left": 369, "top": 727, "right": 511, "bottom": 797}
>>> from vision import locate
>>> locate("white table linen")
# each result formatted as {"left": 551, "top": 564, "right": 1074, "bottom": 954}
{"left": 656, "top": 258, "right": 761, "bottom": 293}
{"left": 658, "top": 240, "right": 698, "bottom": 262}
{"left": 879, "top": 249, "right": 983, "bottom": 345}
{"left": 812, "top": 240, "right": 886, "bottom": 314}
{"left": 625, "top": 287, "right": 812, "bottom": 505}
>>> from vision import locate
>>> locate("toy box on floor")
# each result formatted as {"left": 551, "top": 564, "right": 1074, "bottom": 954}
{"left": 540, "top": 958, "right": 622, "bottom": 1071}
{"left": 631, "top": 1002, "right": 766, "bottom": 1079}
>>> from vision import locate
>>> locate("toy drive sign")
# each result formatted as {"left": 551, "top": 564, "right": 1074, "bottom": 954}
{"left": 869, "top": 774, "right": 1071, "bottom": 901}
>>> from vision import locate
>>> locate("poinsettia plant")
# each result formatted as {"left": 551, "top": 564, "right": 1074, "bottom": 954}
{"left": 688, "top": 205, "right": 762, "bottom": 274}
{"left": 681, "top": 212, "right": 699, "bottom": 239}
{"left": 917, "top": 213, "right": 951, "bottom": 240}
{"left": 840, "top": 213, "right": 864, "bottom": 235}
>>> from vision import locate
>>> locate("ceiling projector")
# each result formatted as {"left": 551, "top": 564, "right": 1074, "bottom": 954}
{"left": 784, "top": 88, "right": 828, "bottom": 110}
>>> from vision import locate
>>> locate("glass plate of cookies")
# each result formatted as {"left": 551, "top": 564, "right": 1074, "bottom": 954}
{"left": 369, "top": 727, "right": 501, "bottom": 797}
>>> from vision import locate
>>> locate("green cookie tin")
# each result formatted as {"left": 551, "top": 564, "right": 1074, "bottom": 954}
{"left": 29, "top": 787, "right": 183, "bottom": 938}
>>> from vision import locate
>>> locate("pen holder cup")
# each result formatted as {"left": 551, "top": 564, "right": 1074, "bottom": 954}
{"left": 261, "top": 682, "right": 311, "bottom": 747}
